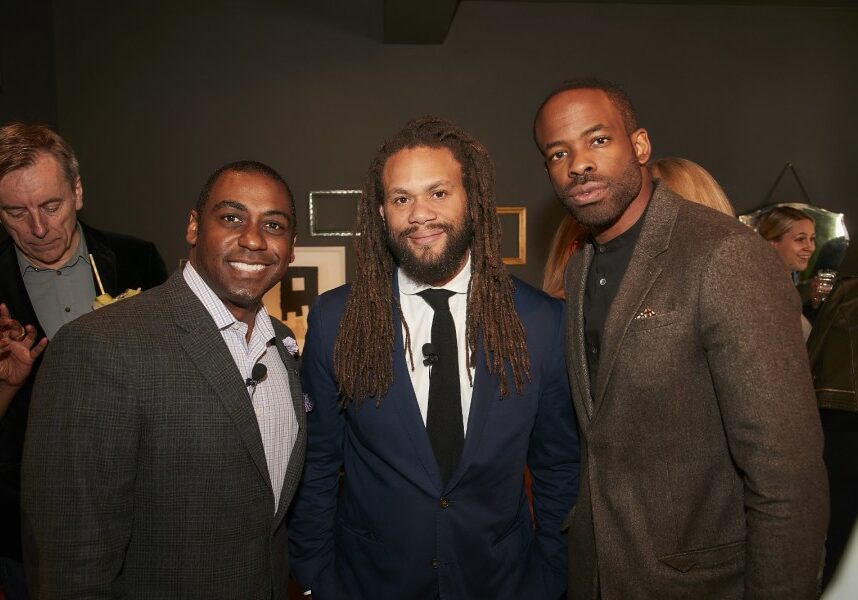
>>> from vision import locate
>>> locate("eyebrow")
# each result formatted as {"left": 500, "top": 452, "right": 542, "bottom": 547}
{"left": 211, "top": 199, "right": 247, "bottom": 212}
{"left": 211, "top": 199, "right": 293, "bottom": 223}
{"left": 1, "top": 197, "right": 64, "bottom": 211}
{"left": 387, "top": 179, "right": 455, "bottom": 197}
{"left": 542, "top": 123, "right": 612, "bottom": 152}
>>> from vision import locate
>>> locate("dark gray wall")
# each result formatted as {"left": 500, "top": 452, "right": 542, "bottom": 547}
{"left": 0, "top": 0, "right": 57, "bottom": 126}
{"left": 43, "top": 0, "right": 858, "bottom": 285}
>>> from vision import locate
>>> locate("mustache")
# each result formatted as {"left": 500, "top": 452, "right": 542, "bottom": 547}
{"left": 562, "top": 173, "right": 606, "bottom": 195}
{"left": 397, "top": 223, "right": 453, "bottom": 240}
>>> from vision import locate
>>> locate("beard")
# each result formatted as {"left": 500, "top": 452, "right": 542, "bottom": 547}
{"left": 558, "top": 156, "right": 643, "bottom": 229}
{"left": 387, "top": 220, "right": 473, "bottom": 286}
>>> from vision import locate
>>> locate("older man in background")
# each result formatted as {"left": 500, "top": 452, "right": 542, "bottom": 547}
{"left": 0, "top": 123, "right": 167, "bottom": 599}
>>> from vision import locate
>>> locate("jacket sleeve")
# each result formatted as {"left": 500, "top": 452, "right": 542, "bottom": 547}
{"left": 21, "top": 325, "right": 139, "bottom": 599}
{"left": 287, "top": 296, "right": 346, "bottom": 595}
{"left": 698, "top": 231, "right": 828, "bottom": 599}
{"left": 527, "top": 298, "right": 580, "bottom": 600}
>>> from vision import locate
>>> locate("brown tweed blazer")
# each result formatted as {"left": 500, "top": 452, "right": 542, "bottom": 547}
{"left": 20, "top": 271, "right": 306, "bottom": 599}
{"left": 564, "top": 183, "right": 828, "bottom": 599}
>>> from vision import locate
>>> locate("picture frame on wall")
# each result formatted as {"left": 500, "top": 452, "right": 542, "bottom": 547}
{"left": 309, "top": 190, "right": 362, "bottom": 236}
{"left": 262, "top": 246, "right": 347, "bottom": 350}
{"left": 497, "top": 206, "right": 526, "bottom": 265}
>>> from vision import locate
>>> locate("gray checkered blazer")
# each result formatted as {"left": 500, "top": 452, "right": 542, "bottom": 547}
{"left": 21, "top": 271, "right": 306, "bottom": 599}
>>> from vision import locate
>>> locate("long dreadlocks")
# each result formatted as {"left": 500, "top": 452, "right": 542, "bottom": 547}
{"left": 334, "top": 116, "right": 531, "bottom": 405}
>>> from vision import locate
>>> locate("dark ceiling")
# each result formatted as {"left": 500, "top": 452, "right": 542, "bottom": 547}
{"left": 383, "top": 0, "right": 858, "bottom": 43}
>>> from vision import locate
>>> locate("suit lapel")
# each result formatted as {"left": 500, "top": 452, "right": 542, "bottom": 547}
{"left": 0, "top": 240, "right": 44, "bottom": 338}
{"left": 167, "top": 273, "right": 273, "bottom": 493}
{"left": 591, "top": 185, "right": 676, "bottom": 421}
{"left": 445, "top": 333, "right": 496, "bottom": 490}
{"left": 271, "top": 329, "right": 307, "bottom": 528}
{"left": 390, "top": 286, "right": 446, "bottom": 491}
{"left": 566, "top": 244, "right": 595, "bottom": 422}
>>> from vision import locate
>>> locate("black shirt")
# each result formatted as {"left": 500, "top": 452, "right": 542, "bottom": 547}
{"left": 583, "top": 210, "right": 647, "bottom": 395}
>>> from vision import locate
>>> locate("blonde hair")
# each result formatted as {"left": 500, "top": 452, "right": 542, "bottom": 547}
{"left": 756, "top": 205, "right": 814, "bottom": 242}
{"left": 649, "top": 157, "right": 735, "bottom": 217}
{"left": 542, "top": 214, "right": 587, "bottom": 299}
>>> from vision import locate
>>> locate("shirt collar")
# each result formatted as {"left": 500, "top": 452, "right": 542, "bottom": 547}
{"left": 17, "top": 222, "right": 88, "bottom": 273}
{"left": 183, "top": 262, "right": 275, "bottom": 341}
{"left": 398, "top": 253, "right": 472, "bottom": 296}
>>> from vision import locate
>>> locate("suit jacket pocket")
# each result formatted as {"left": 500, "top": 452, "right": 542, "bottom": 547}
{"left": 658, "top": 540, "right": 745, "bottom": 573}
{"left": 626, "top": 309, "right": 684, "bottom": 333}
{"left": 338, "top": 520, "right": 383, "bottom": 546}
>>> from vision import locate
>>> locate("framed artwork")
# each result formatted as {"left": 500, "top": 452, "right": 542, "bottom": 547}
{"left": 262, "top": 246, "right": 347, "bottom": 351}
{"left": 497, "top": 206, "right": 526, "bottom": 265}
{"left": 309, "top": 190, "right": 361, "bottom": 236}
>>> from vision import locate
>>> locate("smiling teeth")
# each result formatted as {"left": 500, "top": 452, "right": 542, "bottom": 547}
{"left": 229, "top": 262, "right": 266, "bottom": 272}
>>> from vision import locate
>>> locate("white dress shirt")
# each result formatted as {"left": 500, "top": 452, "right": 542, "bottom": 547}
{"left": 398, "top": 255, "right": 475, "bottom": 433}
{"left": 183, "top": 263, "right": 298, "bottom": 512}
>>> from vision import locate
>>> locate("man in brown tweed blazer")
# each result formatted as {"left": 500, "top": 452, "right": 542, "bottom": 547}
{"left": 533, "top": 78, "right": 828, "bottom": 599}
{"left": 20, "top": 161, "right": 306, "bottom": 599}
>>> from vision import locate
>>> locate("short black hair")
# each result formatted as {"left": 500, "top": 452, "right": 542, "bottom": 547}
{"left": 533, "top": 78, "right": 639, "bottom": 146}
{"left": 195, "top": 160, "right": 296, "bottom": 230}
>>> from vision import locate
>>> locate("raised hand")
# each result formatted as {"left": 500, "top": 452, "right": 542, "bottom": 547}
{"left": 0, "top": 303, "right": 48, "bottom": 387}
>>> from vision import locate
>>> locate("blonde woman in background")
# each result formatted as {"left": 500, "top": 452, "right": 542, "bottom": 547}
{"left": 649, "top": 157, "right": 735, "bottom": 216}
{"left": 542, "top": 214, "right": 587, "bottom": 299}
{"left": 756, "top": 205, "right": 817, "bottom": 339}
{"left": 757, "top": 205, "right": 817, "bottom": 276}
{"left": 542, "top": 157, "right": 734, "bottom": 298}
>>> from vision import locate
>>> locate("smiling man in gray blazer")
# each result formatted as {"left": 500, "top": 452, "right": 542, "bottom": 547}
{"left": 21, "top": 160, "right": 305, "bottom": 599}
{"left": 533, "top": 78, "right": 828, "bottom": 599}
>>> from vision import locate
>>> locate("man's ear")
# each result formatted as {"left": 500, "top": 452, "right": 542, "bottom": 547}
{"left": 630, "top": 128, "right": 652, "bottom": 165}
{"left": 73, "top": 178, "right": 83, "bottom": 211}
{"left": 185, "top": 210, "right": 199, "bottom": 246}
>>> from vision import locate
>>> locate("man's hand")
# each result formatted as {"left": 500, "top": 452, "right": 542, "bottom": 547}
{"left": 0, "top": 303, "right": 48, "bottom": 387}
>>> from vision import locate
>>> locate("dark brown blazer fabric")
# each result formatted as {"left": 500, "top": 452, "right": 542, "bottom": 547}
{"left": 563, "top": 183, "right": 828, "bottom": 599}
{"left": 20, "top": 271, "right": 306, "bottom": 599}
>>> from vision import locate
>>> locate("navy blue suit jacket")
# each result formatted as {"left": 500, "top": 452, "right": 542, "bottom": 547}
{"left": 288, "top": 274, "right": 580, "bottom": 599}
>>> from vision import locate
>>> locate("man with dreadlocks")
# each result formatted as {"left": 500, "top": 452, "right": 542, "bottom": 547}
{"left": 288, "top": 117, "right": 580, "bottom": 599}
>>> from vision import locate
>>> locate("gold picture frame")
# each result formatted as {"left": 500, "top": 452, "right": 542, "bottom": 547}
{"left": 497, "top": 206, "right": 526, "bottom": 265}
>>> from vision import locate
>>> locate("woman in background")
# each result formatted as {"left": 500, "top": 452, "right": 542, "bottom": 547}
{"left": 542, "top": 214, "right": 587, "bottom": 299}
{"left": 756, "top": 205, "right": 817, "bottom": 339}
{"left": 649, "top": 157, "right": 735, "bottom": 216}
{"left": 757, "top": 205, "right": 817, "bottom": 278}
{"left": 542, "top": 157, "right": 734, "bottom": 298}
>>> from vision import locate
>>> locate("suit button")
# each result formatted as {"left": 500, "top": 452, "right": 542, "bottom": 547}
{"left": 430, "top": 559, "right": 440, "bottom": 569}
{"left": 439, "top": 497, "right": 450, "bottom": 509}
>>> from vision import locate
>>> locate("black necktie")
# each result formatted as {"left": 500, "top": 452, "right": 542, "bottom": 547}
{"left": 418, "top": 288, "right": 464, "bottom": 483}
